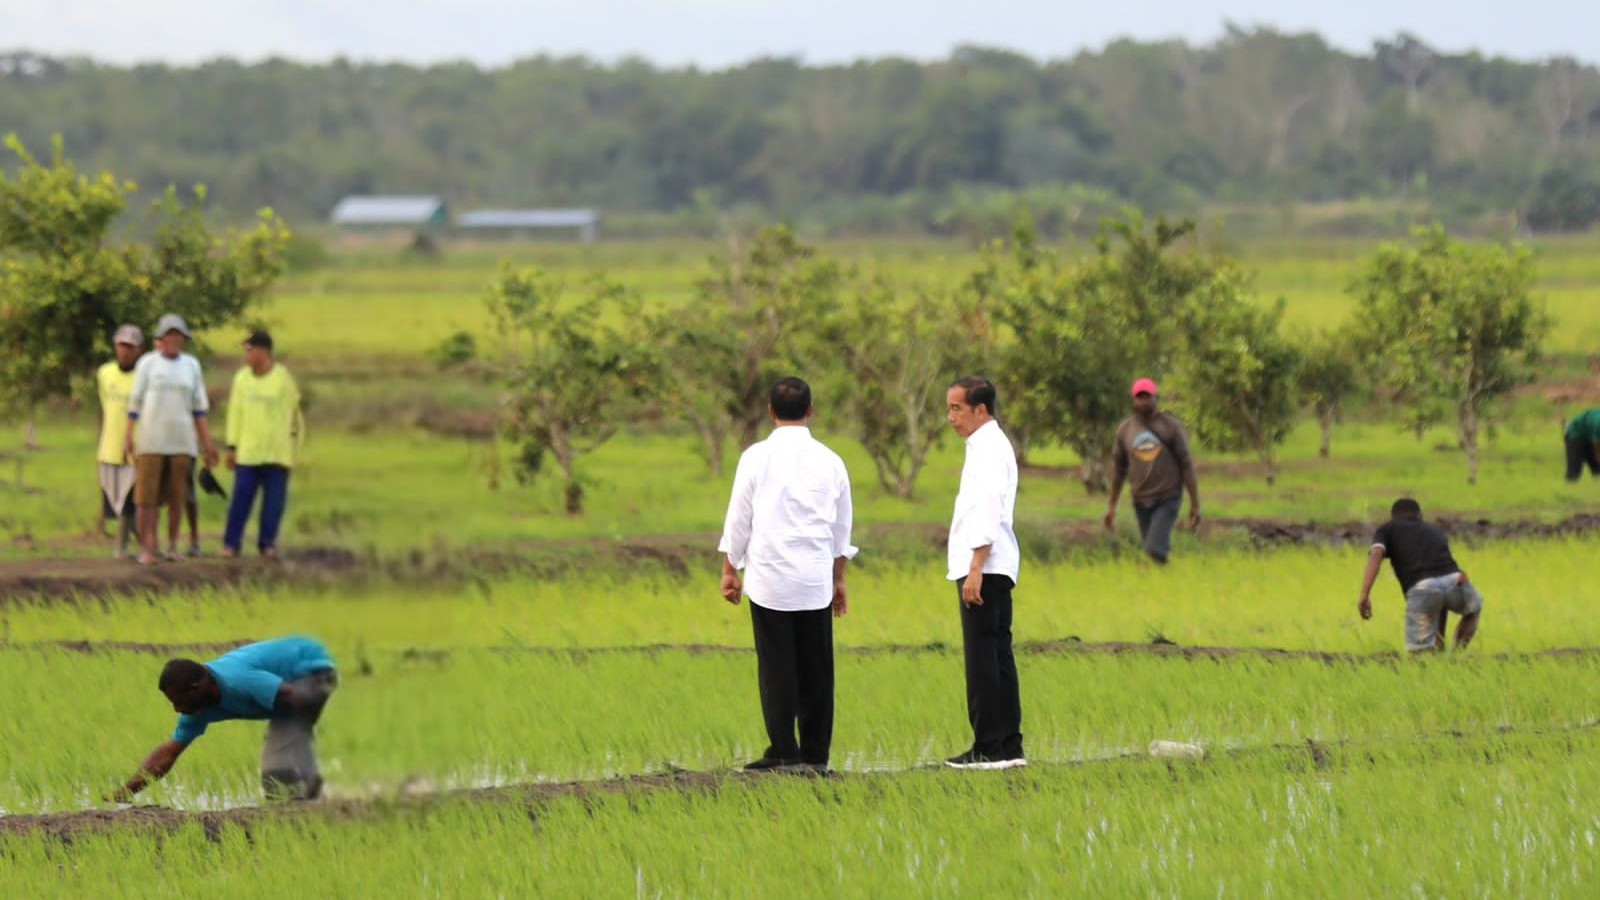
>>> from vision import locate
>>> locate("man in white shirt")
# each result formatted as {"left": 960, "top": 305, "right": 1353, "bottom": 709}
{"left": 126, "top": 314, "right": 220, "bottom": 566}
{"left": 944, "top": 375, "right": 1024, "bottom": 770}
{"left": 718, "top": 377, "right": 857, "bottom": 774}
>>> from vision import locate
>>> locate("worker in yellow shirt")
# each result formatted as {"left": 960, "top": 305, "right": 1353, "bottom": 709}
{"left": 98, "top": 325, "right": 145, "bottom": 557}
{"left": 222, "top": 330, "right": 304, "bottom": 559}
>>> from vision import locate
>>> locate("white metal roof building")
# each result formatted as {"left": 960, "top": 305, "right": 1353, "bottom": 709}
{"left": 457, "top": 208, "right": 600, "bottom": 242}
{"left": 330, "top": 195, "right": 450, "bottom": 228}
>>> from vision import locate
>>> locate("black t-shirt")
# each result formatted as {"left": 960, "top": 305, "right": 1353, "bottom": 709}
{"left": 1372, "top": 517, "right": 1460, "bottom": 593}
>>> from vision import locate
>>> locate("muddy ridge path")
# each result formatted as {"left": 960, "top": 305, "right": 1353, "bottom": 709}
{"left": 13, "top": 636, "right": 1600, "bottom": 665}
{"left": 3, "top": 513, "right": 1600, "bottom": 605}
{"left": 6, "top": 720, "right": 1598, "bottom": 842}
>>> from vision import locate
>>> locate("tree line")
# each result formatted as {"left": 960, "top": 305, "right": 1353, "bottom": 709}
{"left": 487, "top": 216, "right": 1547, "bottom": 511}
{"left": 3, "top": 28, "right": 1600, "bottom": 234}
{"left": 0, "top": 139, "right": 1552, "bottom": 504}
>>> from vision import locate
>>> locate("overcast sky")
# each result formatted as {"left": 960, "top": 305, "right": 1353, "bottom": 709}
{"left": 2, "top": 0, "right": 1596, "bottom": 68}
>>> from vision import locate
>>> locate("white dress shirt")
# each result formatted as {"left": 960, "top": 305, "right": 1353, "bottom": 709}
{"left": 719, "top": 426, "right": 859, "bottom": 612}
{"left": 947, "top": 419, "right": 1021, "bottom": 583}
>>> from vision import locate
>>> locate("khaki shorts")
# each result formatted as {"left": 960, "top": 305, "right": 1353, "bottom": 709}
{"left": 1404, "top": 573, "right": 1484, "bottom": 652}
{"left": 134, "top": 454, "right": 194, "bottom": 509}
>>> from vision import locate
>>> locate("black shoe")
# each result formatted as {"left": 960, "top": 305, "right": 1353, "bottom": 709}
{"left": 742, "top": 756, "right": 804, "bottom": 773}
{"left": 945, "top": 749, "right": 1027, "bottom": 771}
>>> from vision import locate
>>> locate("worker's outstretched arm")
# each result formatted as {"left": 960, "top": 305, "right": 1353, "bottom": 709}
{"left": 1357, "top": 546, "right": 1385, "bottom": 620}
{"left": 109, "top": 739, "right": 188, "bottom": 803}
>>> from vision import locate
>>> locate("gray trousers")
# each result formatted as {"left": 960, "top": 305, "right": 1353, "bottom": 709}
{"left": 1134, "top": 494, "right": 1183, "bottom": 563}
{"left": 261, "top": 669, "right": 337, "bottom": 800}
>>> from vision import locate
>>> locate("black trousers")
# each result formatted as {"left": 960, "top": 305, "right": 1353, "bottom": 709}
{"left": 957, "top": 574, "right": 1024, "bottom": 758}
{"left": 1567, "top": 434, "right": 1599, "bottom": 481}
{"left": 749, "top": 602, "right": 835, "bottom": 765}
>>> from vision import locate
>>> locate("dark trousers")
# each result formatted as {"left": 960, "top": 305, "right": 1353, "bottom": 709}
{"left": 1567, "top": 435, "right": 1599, "bottom": 482}
{"left": 749, "top": 602, "right": 835, "bottom": 765}
{"left": 224, "top": 464, "right": 291, "bottom": 552}
{"left": 957, "top": 574, "right": 1023, "bottom": 759}
{"left": 1134, "top": 493, "right": 1183, "bottom": 563}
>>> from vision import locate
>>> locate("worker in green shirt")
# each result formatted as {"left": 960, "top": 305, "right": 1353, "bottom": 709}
{"left": 1566, "top": 408, "right": 1600, "bottom": 483}
{"left": 222, "top": 330, "right": 304, "bottom": 559}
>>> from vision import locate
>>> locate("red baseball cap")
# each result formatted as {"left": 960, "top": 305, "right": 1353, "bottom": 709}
{"left": 1130, "top": 378, "right": 1159, "bottom": 397}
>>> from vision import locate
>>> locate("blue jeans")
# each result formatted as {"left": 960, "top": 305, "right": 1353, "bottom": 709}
{"left": 1134, "top": 494, "right": 1183, "bottom": 563}
{"left": 224, "top": 464, "right": 291, "bottom": 552}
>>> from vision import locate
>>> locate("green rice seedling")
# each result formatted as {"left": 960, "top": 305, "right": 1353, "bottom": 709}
{"left": 5, "top": 730, "right": 1600, "bottom": 895}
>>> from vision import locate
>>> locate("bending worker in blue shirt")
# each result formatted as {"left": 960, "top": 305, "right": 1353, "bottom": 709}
{"left": 110, "top": 636, "right": 339, "bottom": 803}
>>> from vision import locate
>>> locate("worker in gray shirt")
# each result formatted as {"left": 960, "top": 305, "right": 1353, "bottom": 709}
{"left": 1105, "top": 378, "right": 1201, "bottom": 564}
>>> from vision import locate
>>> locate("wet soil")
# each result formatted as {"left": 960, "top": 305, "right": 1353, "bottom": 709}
{"left": 6, "top": 723, "right": 1596, "bottom": 841}
{"left": 17, "top": 635, "right": 1600, "bottom": 667}
{"left": 0, "top": 769, "right": 723, "bottom": 842}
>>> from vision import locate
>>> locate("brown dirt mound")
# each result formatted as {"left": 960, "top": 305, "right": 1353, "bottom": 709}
{"left": 1, "top": 514, "right": 1596, "bottom": 605}
{"left": 18, "top": 637, "right": 1600, "bottom": 667}
{"left": 0, "top": 548, "right": 363, "bottom": 606}
{"left": 1231, "top": 513, "right": 1600, "bottom": 548}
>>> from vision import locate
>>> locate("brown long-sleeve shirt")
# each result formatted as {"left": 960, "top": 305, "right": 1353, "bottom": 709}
{"left": 1111, "top": 412, "right": 1195, "bottom": 507}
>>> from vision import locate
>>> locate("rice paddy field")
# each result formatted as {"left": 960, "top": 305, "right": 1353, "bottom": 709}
{"left": 2, "top": 234, "right": 1599, "bottom": 895}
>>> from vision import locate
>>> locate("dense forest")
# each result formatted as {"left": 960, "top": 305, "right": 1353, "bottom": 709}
{"left": 3, "top": 26, "right": 1599, "bottom": 235}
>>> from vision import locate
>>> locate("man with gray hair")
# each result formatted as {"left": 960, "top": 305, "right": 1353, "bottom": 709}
{"left": 126, "top": 314, "right": 220, "bottom": 565}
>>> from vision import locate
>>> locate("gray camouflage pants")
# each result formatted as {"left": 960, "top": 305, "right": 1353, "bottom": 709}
{"left": 261, "top": 669, "right": 338, "bottom": 800}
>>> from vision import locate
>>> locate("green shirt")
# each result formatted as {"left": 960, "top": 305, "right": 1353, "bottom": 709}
{"left": 225, "top": 364, "right": 304, "bottom": 467}
{"left": 1567, "top": 409, "right": 1600, "bottom": 443}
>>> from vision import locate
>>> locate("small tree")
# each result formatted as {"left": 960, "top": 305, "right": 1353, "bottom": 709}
{"left": 1353, "top": 226, "right": 1548, "bottom": 484}
{"left": 832, "top": 275, "right": 990, "bottom": 498}
{"left": 984, "top": 212, "right": 1222, "bottom": 490}
{"left": 0, "top": 135, "right": 288, "bottom": 479}
{"left": 487, "top": 269, "right": 652, "bottom": 514}
{"left": 648, "top": 313, "right": 744, "bottom": 477}
{"left": 1296, "top": 325, "right": 1364, "bottom": 459}
{"left": 1525, "top": 167, "right": 1600, "bottom": 234}
{"left": 653, "top": 225, "right": 843, "bottom": 475}
{"left": 1175, "top": 271, "right": 1303, "bottom": 485}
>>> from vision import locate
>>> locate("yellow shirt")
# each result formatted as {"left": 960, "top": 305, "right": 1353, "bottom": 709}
{"left": 225, "top": 364, "right": 304, "bottom": 467}
{"left": 97, "top": 361, "right": 136, "bottom": 465}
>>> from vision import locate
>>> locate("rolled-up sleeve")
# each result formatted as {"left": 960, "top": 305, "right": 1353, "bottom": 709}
{"left": 172, "top": 713, "right": 206, "bottom": 744}
{"left": 832, "top": 464, "right": 858, "bottom": 560}
{"left": 717, "top": 451, "right": 757, "bottom": 569}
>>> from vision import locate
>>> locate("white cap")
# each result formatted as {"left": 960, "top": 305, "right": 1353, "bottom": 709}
{"left": 154, "top": 313, "right": 191, "bottom": 339}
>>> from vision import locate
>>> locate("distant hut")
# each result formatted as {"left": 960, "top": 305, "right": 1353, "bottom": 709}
{"left": 457, "top": 209, "right": 600, "bottom": 243}
{"left": 330, "top": 196, "right": 450, "bottom": 232}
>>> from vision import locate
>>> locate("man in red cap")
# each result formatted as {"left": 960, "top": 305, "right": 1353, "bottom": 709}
{"left": 1105, "top": 378, "right": 1201, "bottom": 564}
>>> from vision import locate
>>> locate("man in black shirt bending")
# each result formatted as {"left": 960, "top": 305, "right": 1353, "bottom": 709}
{"left": 1358, "top": 498, "right": 1484, "bottom": 653}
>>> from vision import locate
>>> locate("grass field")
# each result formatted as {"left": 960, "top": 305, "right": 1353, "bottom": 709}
{"left": 2, "top": 234, "right": 1598, "bottom": 894}
{"left": 250, "top": 233, "right": 1600, "bottom": 360}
